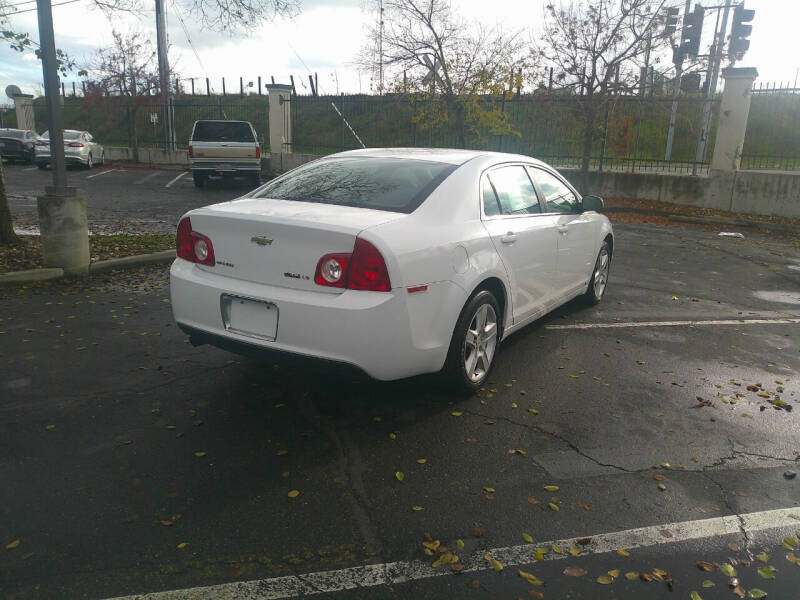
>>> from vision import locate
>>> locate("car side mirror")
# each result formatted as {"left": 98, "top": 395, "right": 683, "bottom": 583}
{"left": 581, "top": 195, "right": 604, "bottom": 212}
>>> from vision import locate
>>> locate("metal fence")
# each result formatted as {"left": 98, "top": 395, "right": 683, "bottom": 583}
{"left": 741, "top": 85, "right": 800, "bottom": 171}
{"left": 288, "top": 94, "right": 717, "bottom": 174}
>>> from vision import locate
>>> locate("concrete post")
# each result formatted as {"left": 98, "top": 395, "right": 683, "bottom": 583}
{"left": 266, "top": 84, "right": 293, "bottom": 155}
{"left": 711, "top": 67, "right": 758, "bottom": 172}
{"left": 12, "top": 94, "right": 35, "bottom": 130}
{"left": 37, "top": 192, "right": 90, "bottom": 275}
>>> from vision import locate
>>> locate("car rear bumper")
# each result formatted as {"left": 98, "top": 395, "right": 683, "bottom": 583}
{"left": 170, "top": 258, "right": 461, "bottom": 380}
{"left": 190, "top": 160, "right": 261, "bottom": 174}
{"left": 1, "top": 148, "right": 29, "bottom": 160}
{"left": 35, "top": 154, "right": 87, "bottom": 165}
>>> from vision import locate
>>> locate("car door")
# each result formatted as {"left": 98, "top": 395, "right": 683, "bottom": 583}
{"left": 480, "top": 164, "right": 558, "bottom": 325}
{"left": 528, "top": 166, "right": 597, "bottom": 299}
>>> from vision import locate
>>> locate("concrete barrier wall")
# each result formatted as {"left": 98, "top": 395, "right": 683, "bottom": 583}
{"left": 105, "top": 147, "right": 189, "bottom": 168}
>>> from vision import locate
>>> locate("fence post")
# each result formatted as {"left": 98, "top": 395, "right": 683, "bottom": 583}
{"left": 222, "top": 77, "right": 226, "bottom": 95}
{"left": 206, "top": 78, "right": 210, "bottom": 95}
{"left": 82, "top": 81, "right": 86, "bottom": 96}
{"left": 341, "top": 92, "right": 345, "bottom": 151}
{"left": 240, "top": 77, "right": 244, "bottom": 97}
{"left": 498, "top": 94, "right": 505, "bottom": 152}
{"left": 266, "top": 83, "right": 293, "bottom": 155}
{"left": 710, "top": 67, "right": 758, "bottom": 172}
{"left": 258, "top": 76, "right": 262, "bottom": 95}
{"left": 599, "top": 102, "right": 610, "bottom": 173}
{"left": 412, "top": 98, "right": 417, "bottom": 146}
{"left": 191, "top": 79, "right": 195, "bottom": 95}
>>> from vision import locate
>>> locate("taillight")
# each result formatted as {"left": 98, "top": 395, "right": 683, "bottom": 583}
{"left": 255, "top": 145, "right": 261, "bottom": 159}
{"left": 188, "top": 145, "right": 193, "bottom": 157}
{"left": 16, "top": 140, "right": 23, "bottom": 147}
{"left": 314, "top": 238, "right": 391, "bottom": 292}
{"left": 176, "top": 217, "right": 215, "bottom": 266}
{"left": 68, "top": 142, "right": 84, "bottom": 147}
{"left": 35, "top": 141, "right": 47, "bottom": 146}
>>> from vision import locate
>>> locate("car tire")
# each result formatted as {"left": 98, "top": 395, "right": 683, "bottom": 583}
{"left": 86, "top": 154, "right": 93, "bottom": 169}
{"left": 583, "top": 240, "right": 611, "bottom": 305}
{"left": 100, "top": 151, "right": 105, "bottom": 166}
{"left": 193, "top": 172, "right": 206, "bottom": 188}
{"left": 442, "top": 289, "right": 502, "bottom": 395}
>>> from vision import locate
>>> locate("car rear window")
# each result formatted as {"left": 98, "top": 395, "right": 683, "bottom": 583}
{"left": 252, "top": 157, "right": 457, "bottom": 213}
{"left": 192, "top": 121, "right": 254, "bottom": 143}
{"left": 0, "top": 130, "right": 24, "bottom": 139}
{"left": 42, "top": 131, "right": 81, "bottom": 141}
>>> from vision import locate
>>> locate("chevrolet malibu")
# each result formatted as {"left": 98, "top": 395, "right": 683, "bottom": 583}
{"left": 170, "top": 148, "right": 613, "bottom": 392}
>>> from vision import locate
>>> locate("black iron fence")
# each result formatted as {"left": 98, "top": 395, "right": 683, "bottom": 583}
{"left": 741, "top": 85, "right": 800, "bottom": 171}
{"left": 289, "top": 94, "right": 717, "bottom": 174}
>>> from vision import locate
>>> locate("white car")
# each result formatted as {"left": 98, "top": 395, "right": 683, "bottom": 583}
{"left": 35, "top": 129, "right": 105, "bottom": 169}
{"left": 170, "top": 148, "right": 613, "bottom": 392}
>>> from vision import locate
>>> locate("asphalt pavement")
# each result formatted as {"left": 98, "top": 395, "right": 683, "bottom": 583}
{"left": 2, "top": 163, "right": 800, "bottom": 599}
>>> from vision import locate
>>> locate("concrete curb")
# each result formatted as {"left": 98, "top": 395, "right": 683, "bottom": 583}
{"left": 0, "top": 250, "right": 175, "bottom": 285}
{"left": 90, "top": 249, "right": 176, "bottom": 274}
{"left": 0, "top": 267, "right": 64, "bottom": 285}
{"left": 668, "top": 214, "right": 798, "bottom": 233}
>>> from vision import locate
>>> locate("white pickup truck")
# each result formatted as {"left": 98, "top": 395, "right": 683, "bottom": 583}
{"left": 188, "top": 120, "right": 262, "bottom": 188}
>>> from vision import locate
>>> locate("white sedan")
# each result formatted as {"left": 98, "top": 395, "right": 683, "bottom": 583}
{"left": 170, "top": 148, "right": 613, "bottom": 392}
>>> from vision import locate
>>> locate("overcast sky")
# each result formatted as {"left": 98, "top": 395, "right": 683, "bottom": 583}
{"left": 0, "top": 0, "right": 795, "bottom": 102}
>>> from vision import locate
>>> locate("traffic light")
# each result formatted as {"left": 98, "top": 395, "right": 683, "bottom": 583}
{"left": 664, "top": 7, "right": 680, "bottom": 37}
{"left": 680, "top": 5, "right": 705, "bottom": 58}
{"left": 729, "top": 3, "right": 755, "bottom": 60}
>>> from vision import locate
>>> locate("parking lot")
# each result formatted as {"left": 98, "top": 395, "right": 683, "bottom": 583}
{"left": 2, "top": 162, "right": 800, "bottom": 599}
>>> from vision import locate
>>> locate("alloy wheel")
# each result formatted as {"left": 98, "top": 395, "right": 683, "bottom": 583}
{"left": 463, "top": 303, "right": 498, "bottom": 383}
{"left": 594, "top": 246, "right": 610, "bottom": 298}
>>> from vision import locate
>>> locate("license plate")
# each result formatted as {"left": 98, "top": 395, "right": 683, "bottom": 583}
{"left": 221, "top": 295, "right": 278, "bottom": 341}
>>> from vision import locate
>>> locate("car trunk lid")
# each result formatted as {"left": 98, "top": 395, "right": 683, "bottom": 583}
{"left": 187, "top": 198, "right": 404, "bottom": 292}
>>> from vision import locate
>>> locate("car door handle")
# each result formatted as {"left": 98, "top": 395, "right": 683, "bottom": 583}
{"left": 557, "top": 225, "right": 569, "bottom": 234}
{"left": 500, "top": 232, "right": 517, "bottom": 244}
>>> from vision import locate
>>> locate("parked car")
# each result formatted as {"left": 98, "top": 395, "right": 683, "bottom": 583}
{"left": 35, "top": 130, "right": 104, "bottom": 169}
{"left": 169, "top": 148, "right": 613, "bottom": 392}
{"left": 188, "top": 120, "right": 262, "bottom": 188}
{"left": 0, "top": 128, "right": 38, "bottom": 164}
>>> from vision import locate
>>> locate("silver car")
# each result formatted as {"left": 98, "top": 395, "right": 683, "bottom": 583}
{"left": 35, "top": 130, "right": 105, "bottom": 170}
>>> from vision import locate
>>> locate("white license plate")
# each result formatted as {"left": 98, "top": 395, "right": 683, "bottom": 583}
{"left": 221, "top": 295, "right": 278, "bottom": 341}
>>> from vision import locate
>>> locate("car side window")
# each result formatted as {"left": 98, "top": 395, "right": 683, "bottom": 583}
{"left": 482, "top": 178, "right": 501, "bottom": 217}
{"left": 486, "top": 166, "right": 541, "bottom": 215}
{"left": 531, "top": 168, "right": 578, "bottom": 213}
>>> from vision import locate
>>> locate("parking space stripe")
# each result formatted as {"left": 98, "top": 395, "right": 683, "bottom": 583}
{"left": 546, "top": 318, "right": 800, "bottom": 330}
{"left": 106, "top": 506, "right": 800, "bottom": 600}
{"left": 86, "top": 169, "right": 115, "bottom": 179}
{"left": 133, "top": 171, "right": 160, "bottom": 185}
{"left": 24, "top": 166, "right": 37, "bottom": 171}
{"left": 165, "top": 172, "right": 186, "bottom": 188}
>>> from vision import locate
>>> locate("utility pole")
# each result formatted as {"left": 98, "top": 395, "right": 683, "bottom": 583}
{"left": 155, "top": 0, "right": 174, "bottom": 150}
{"left": 665, "top": 0, "right": 692, "bottom": 161}
{"left": 378, "top": 0, "right": 384, "bottom": 95}
{"left": 694, "top": 1, "right": 732, "bottom": 173}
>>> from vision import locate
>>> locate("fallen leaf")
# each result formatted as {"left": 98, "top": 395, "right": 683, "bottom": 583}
{"left": 194, "top": 451, "right": 206, "bottom": 457}
{"left": 395, "top": 471, "right": 405, "bottom": 481}
{"left": 388, "top": 433, "right": 396, "bottom": 439}
{"left": 658, "top": 483, "right": 667, "bottom": 491}
{"left": 697, "top": 561, "right": 717, "bottom": 572}
{"left": 720, "top": 563, "right": 737, "bottom": 577}
{"left": 472, "top": 526, "right": 485, "bottom": 537}
{"left": 522, "top": 533, "right": 533, "bottom": 543}
{"left": 607, "top": 569, "right": 619, "bottom": 578}
{"left": 416, "top": 458, "right": 427, "bottom": 464}
{"left": 616, "top": 548, "right": 630, "bottom": 557}
{"left": 548, "top": 502, "right": 560, "bottom": 511}
{"left": 596, "top": 575, "right": 613, "bottom": 584}
{"left": 563, "top": 566, "right": 587, "bottom": 577}
{"left": 653, "top": 473, "right": 666, "bottom": 481}
{"left": 729, "top": 542, "right": 741, "bottom": 552}
{"left": 784, "top": 536, "right": 798, "bottom": 548}
{"left": 450, "top": 411, "right": 463, "bottom": 417}
{"left": 451, "top": 562, "right": 464, "bottom": 572}
{"left": 176, "top": 542, "right": 188, "bottom": 549}
{"left": 287, "top": 490, "right": 300, "bottom": 498}
{"left": 529, "top": 591, "right": 544, "bottom": 599}
{"left": 640, "top": 573, "right": 654, "bottom": 582}
{"left": 276, "top": 449, "right": 289, "bottom": 456}
{"left": 533, "top": 547, "right": 547, "bottom": 560}
{"left": 660, "top": 462, "right": 671, "bottom": 468}
{"left": 518, "top": 570, "right": 542, "bottom": 585}
{"left": 6, "top": 540, "right": 20, "bottom": 551}
{"left": 690, "top": 592, "right": 703, "bottom": 600}
{"left": 528, "top": 408, "right": 539, "bottom": 415}
{"left": 748, "top": 590, "right": 768, "bottom": 599}
{"left": 527, "top": 496, "right": 540, "bottom": 505}
{"left": 551, "top": 544, "right": 563, "bottom": 554}
{"left": 483, "top": 486, "right": 495, "bottom": 493}
{"left": 45, "top": 424, "right": 55, "bottom": 431}
{"left": 491, "top": 559, "right": 503, "bottom": 572}
{"left": 756, "top": 552, "right": 768, "bottom": 563}
{"left": 569, "top": 546, "right": 581, "bottom": 556}
{"left": 624, "top": 571, "right": 639, "bottom": 580}
{"left": 734, "top": 586, "right": 746, "bottom": 599}
{"left": 456, "top": 539, "right": 464, "bottom": 549}
{"left": 543, "top": 485, "right": 559, "bottom": 492}
{"left": 159, "top": 520, "right": 173, "bottom": 527}
{"left": 412, "top": 506, "right": 424, "bottom": 511}
{"left": 757, "top": 566, "right": 775, "bottom": 579}
{"left": 702, "top": 580, "right": 715, "bottom": 588}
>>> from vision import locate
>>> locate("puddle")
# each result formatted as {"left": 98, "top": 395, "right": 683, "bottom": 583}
{"left": 753, "top": 290, "right": 800, "bottom": 305}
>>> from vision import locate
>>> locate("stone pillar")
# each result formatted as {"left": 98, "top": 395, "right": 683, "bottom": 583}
{"left": 266, "top": 84, "right": 293, "bottom": 155}
{"left": 711, "top": 67, "right": 758, "bottom": 172}
{"left": 37, "top": 189, "right": 90, "bottom": 275}
{"left": 12, "top": 94, "right": 35, "bottom": 131}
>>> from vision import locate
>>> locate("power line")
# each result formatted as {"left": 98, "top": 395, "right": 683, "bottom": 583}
{"left": 170, "top": 0, "right": 207, "bottom": 76}
{"left": 0, "top": 0, "right": 82, "bottom": 17}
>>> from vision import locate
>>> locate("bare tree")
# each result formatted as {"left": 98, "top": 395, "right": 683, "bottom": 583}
{"left": 362, "top": 0, "right": 526, "bottom": 148}
{"left": 85, "top": 30, "right": 164, "bottom": 162}
{"left": 534, "top": 0, "right": 668, "bottom": 192}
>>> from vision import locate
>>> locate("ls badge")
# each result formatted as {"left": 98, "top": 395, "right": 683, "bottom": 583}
{"left": 250, "top": 236, "right": 274, "bottom": 246}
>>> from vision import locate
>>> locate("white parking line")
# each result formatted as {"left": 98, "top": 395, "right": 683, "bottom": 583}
{"left": 165, "top": 172, "right": 187, "bottom": 188}
{"left": 133, "top": 171, "right": 160, "bottom": 185}
{"left": 106, "top": 506, "right": 800, "bottom": 600}
{"left": 546, "top": 318, "right": 800, "bottom": 330}
{"left": 24, "top": 166, "right": 37, "bottom": 171}
{"left": 86, "top": 169, "right": 115, "bottom": 179}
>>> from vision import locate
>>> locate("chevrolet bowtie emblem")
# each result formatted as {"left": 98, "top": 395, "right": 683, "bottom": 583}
{"left": 250, "top": 236, "right": 274, "bottom": 246}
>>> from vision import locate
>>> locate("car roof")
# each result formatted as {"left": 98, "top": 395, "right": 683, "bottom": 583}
{"left": 327, "top": 147, "right": 550, "bottom": 167}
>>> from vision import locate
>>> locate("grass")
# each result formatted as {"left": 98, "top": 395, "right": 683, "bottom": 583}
{"left": 1, "top": 233, "right": 175, "bottom": 274}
